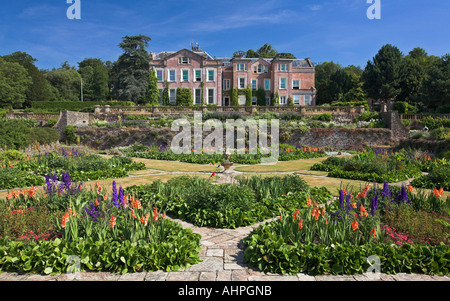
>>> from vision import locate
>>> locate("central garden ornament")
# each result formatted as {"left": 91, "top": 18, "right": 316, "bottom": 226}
{"left": 221, "top": 150, "right": 233, "bottom": 174}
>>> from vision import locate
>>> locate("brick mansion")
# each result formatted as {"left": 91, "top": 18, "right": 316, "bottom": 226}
{"left": 149, "top": 45, "right": 316, "bottom": 107}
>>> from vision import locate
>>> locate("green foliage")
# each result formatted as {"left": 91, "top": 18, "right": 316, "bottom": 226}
{"left": 313, "top": 113, "right": 333, "bottom": 121}
{"left": 44, "top": 66, "right": 82, "bottom": 102}
{"left": 30, "top": 100, "right": 134, "bottom": 113}
{"left": 0, "top": 119, "right": 32, "bottom": 150}
{"left": 175, "top": 88, "right": 193, "bottom": 106}
{"left": 112, "top": 35, "right": 152, "bottom": 103}
{"left": 0, "top": 57, "right": 33, "bottom": 108}
{"left": 411, "top": 165, "right": 450, "bottom": 191}
{"left": 16, "top": 152, "right": 146, "bottom": 182}
{"left": 0, "top": 168, "right": 44, "bottom": 190}
{"left": 127, "top": 175, "right": 325, "bottom": 229}
{"left": 78, "top": 58, "right": 109, "bottom": 102}
{"left": 146, "top": 70, "right": 159, "bottom": 105}
{"left": 64, "top": 126, "right": 77, "bottom": 144}
{"left": 362, "top": 44, "right": 403, "bottom": 102}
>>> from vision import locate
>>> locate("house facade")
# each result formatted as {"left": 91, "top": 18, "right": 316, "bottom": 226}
{"left": 149, "top": 46, "right": 316, "bottom": 106}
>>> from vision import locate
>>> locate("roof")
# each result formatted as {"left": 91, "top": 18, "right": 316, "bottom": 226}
{"left": 151, "top": 49, "right": 216, "bottom": 61}
{"left": 151, "top": 49, "right": 314, "bottom": 68}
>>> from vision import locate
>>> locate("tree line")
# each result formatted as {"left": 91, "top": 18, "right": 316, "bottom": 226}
{"left": 0, "top": 36, "right": 448, "bottom": 112}
{"left": 315, "top": 44, "right": 449, "bottom": 112}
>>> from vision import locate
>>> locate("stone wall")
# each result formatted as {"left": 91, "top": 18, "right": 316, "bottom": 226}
{"left": 380, "top": 111, "right": 409, "bottom": 140}
{"left": 76, "top": 126, "right": 394, "bottom": 152}
{"left": 56, "top": 110, "right": 90, "bottom": 138}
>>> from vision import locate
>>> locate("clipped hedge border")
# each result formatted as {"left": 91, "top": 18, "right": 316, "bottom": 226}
{"left": 243, "top": 223, "right": 450, "bottom": 276}
{"left": 0, "top": 219, "right": 201, "bottom": 275}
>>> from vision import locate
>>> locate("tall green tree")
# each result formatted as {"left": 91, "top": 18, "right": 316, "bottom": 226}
{"left": 112, "top": 35, "right": 151, "bottom": 103}
{"left": 2, "top": 51, "right": 51, "bottom": 105}
{"left": 45, "top": 64, "right": 82, "bottom": 102}
{"left": 421, "top": 54, "right": 450, "bottom": 110}
{"left": 78, "top": 58, "right": 109, "bottom": 102}
{"left": 0, "top": 57, "right": 32, "bottom": 108}
{"left": 362, "top": 44, "right": 403, "bottom": 102}
{"left": 146, "top": 70, "right": 159, "bottom": 105}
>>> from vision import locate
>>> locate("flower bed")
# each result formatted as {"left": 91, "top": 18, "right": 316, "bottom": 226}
{"left": 0, "top": 173, "right": 201, "bottom": 275}
{"left": 243, "top": 182, "right": 450, "bottom": 276}
{"left": 120, "top": 143, "right": 327, "bottom": 165}
{"left": 13, "top": 148, "right": 146, "bottom": 182}
{"left": 125, "top": 175, "right": 333, "bottom": 229}
{"left": 310, "top": 148, "right": 433, "bottom": 183}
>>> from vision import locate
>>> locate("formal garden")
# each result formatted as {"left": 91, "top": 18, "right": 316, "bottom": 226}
{"left": 0, "top": 142, "right": 449, "bottom": 277}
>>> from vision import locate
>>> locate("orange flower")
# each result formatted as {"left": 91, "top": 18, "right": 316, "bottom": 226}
{"left": 360, "top": 204, "right": 368, "bottom": 217}
{"left": 153, "top": 208, "right": 159, "bottom": 221}
{"left": 132, "top": 199, "right": 142, "bottom": 210}
{"left": 306, "top": 197, "right": 312, "bottom": 207}
{"left": 351, "top": 220, "right": 359, "bottom": 231}
{"left": 61, "top": 212, "right": 70, "bottom": 228}
{"left": 408, "top": 185, "right": 413, "bottom": 192}
{"left": 321, "top": 207, "right": 326, "bottom": 216}
{"left": 370, "top": 228, "right": 377, "bottom": 238}
{"left": 110, "top": 216, "right": 116, "bottom": 228}
{"left": 351, "top": 202, "right": 357, "bottom": 209}
{"left": 298, "top": 219, "right": 303, "bottom": 229}
{"left": 141, "top": 213, "right": 149, "bottom": 226}
{"left": 131, "top": 209, "right": 136, "bottom": 219}
{"left": 6, "top": 193, "right": 12, "bottom": 201}
{"left": 94, "top": 198, "right": 99, "bottom": 206}
{"left": 433, "top": 187, "right": 444, "bottom": 198}
{"left": 293, "top": 210, "right": 300, "bottom": 220}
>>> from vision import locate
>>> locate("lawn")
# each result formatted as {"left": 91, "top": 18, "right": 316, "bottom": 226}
{"left": 234, "top": 157, "right": 328, "bottom": 173}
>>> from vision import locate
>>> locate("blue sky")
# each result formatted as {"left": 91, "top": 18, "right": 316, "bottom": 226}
{"left": 0, "top": 0, "right": 449, "bottom": 70}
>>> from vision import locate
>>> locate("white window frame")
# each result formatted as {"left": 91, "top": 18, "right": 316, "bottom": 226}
{"left": 257, "top": 64, "right": 263, "bottom": 73}
{"left": 179, "top": 57, "right": 190, "bottom": 65}
{"left": 181, "top": 69, "right": 189, "bottom": 82}
{"left": 207, "top": 87, "right": 216, "bottom": 104}
{"left": 158, "top": 88, "right": 164, "bottom": 104}
{"left": 279, "top": 77, "right": 287, "bottom": 89}
{"left": 252, "top": 96, "right": 257, "bottom": 105}
{"left": 155, "top": 69, "right": 164, "bottom": 82}
{"left": 293, "top": 95, "right": 300, "bottom": 105}
{"left": 193, "top": 69, "right": 202, "bottom": 82}
{"left": 292, "top": 79, "right": 300, "bottom": 89}
{"left": 169, "top": 89, "right": 177, "bottom": 104}
{"left": 264, "top": 79, "right": 270, "bottom": 91}
{"left": 278, "top": 64, "right": 288, "bottom": 72}
{"left": 279, "top": 95, "right": 287, "bottom": 105}
{"left": 223, "top": 79, "right": 230, "bottom": 91}
{"left": 265, "top": 97, "right": 271, "bottom": 106}
{"left": 236, "top": 63, "right": 247, "bottom": 71}
{"left": 251, "top": 79, "right": 257, "bottom": 90}
{"left": 193, "top": 88, "right": 202, "bottom": 105}
{"left": 304, "top": 95, "right": 311, "bottom": 106}
{"left": 206, "top": 69, "right": 215, "bottom": 82}
{"left": 168, "top": 69, "right": 176, "bottom": 82}
{"left": 238, "top": 95, "right": 246, "bottom": 106}
{"left": 238, "top": 77, "right": 246, "bottom": 89}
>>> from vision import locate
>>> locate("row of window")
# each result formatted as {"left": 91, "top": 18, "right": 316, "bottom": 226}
{"left": 155, "top": 68, "right": 217, "bottom": 83}
{"left": 157, "top": 87, "right": 312, "bottom": 106}
{"left": 229, "top": 78, "right": 301, "bottom": 90}
{"left": 236, "top": 63, "right": 289, "bottom": 72}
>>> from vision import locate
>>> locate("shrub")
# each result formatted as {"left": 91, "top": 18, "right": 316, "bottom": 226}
{"left": 0, "top": 119, "right": 32, "bottom": 150}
